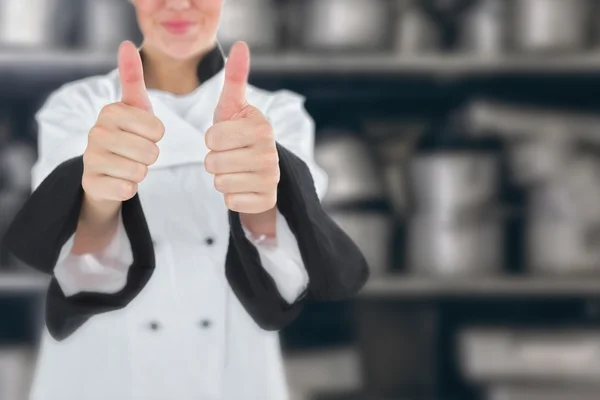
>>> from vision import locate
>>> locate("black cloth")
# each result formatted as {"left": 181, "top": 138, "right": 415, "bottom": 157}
{"left": 2, "top": 144, "right": 369, "bottom": 340}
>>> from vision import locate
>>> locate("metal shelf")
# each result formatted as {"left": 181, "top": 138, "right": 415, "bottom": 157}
{"left": 3, "top": 49, "right": 600, "bottom": 77}
{"left": 361, "top": 274, "right": 600, "bottom": 299}
{"left": 0, "top": 273, "right": 48, "bottom": 293}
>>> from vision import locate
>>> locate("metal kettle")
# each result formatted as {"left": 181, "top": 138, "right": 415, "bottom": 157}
{"left": 0, "top": 0, "right": 74, "bottom": 48}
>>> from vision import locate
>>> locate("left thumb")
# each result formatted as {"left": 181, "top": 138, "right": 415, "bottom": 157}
{"left": 214, "top": 41, "right": 250, "bottom": 123}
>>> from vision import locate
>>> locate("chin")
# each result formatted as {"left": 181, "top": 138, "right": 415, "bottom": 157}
{"left": 159, "top": 34, "right": 217, "bottom": 61}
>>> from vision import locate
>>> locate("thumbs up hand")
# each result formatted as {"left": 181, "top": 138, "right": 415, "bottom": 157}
{"left": 82, "top": 41, "right": 164, "bottom": 204}
{"left": 205, "top": 42, "right": 279, "bottom": 218}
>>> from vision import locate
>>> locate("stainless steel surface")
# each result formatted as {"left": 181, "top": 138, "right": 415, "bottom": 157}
{"left": 300, "top": 0, "right": 391, "bottom": 51}
{"left": 0, "top": 142, "right": 37, "bottom": 192}
{"left": 0, "top": 0, "right": 73, "bottom": 48}
{"left": 409, "top": 153, "right": 500, "bottom": 214}
{"left": 487, "top": 385, "right": 600, "bottom": 400}
{"left": 360, "top": 274, "right": 600, "bottom": 297}
{"left": 458, "top": 0, "right": 506, "bottom": 56}
{"left": 0, "top": 347, "right": 34, "bottom": 400}
{"left": 315, "top": 132, "right": 385, "bottom": 205}
{"left": 327, "top": 211, "right": 394, "bottom": 277}
{"left": 512, "top": 0, "right": 590, "bottom": 53}
{"left": 218, "top": 0, "right": 279, "bottom": 51}
{"left": 460, "top": 328, "right": 600, "bottom": 384}
{"left": 81, "top": 0, "right": 137, "bottom": 51}
{"left": 526, "top": 179, "right": 600, "bottom": 275}
{"left": 394, "top": 0, "right": 439, "bottom": 54}
{"left": 407, "top": 213, "right": 504, "bottom": 276}
{"left": 505, "top": 134, "right": 571, "bottom": 185}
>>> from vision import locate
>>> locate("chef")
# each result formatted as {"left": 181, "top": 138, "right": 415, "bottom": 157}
{"left": 1, "top": 0, "right": 369, "bottom": 399}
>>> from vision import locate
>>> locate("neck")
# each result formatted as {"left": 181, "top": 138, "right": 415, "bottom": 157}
{"left": 141, "top": 45, "right": 212, "bottom": 95}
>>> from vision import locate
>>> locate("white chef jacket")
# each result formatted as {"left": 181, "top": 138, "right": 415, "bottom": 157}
{"left": 26, "top": 62, "right": 328, "bottom": 400}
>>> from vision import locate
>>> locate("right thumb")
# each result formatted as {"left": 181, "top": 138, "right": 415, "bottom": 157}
{"left": 118, "top": 41, "right": 153, "bottom": 113}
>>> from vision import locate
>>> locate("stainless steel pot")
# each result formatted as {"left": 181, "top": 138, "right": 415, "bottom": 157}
{"left": 512, "top": 0, "right": 590, "bottom": 53}
{"left": 327, "top": 210, "right": 394, "bottom": 277}
{"left": 409, "top": 153, "right": 500, "bottom": 215}
{"left": 526, "top": 202, "right": 600, "bottom": 276}
{"left": 394, "top": 0, "right": 439, "bottom": 54}
{"left": 315, "top": 131, "right": 385, "bottom": 206}
{"left": 81, "top": 0, "right": 138, "bottom": 51}
{"left": 218, "top": 0, "right": 279, "bottom": 51}
{"left": 300, "top": 0, "right": 391, "bottom": 51}
{"left": 407, "top": 211, "right": 504, "bottom": 276}
{"left": 0, "top": 0, "right": 73, "bottom": 48}
{"left": 458, "top": 0, "right": 506, "bottom": 56}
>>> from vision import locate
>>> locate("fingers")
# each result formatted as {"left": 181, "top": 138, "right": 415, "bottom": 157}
{"left": 89, "top": 126, "right": 160, "bottom": 166}
{"left": 82, "top": 174, "right": 138, "bottom": 202}
{"left": 98, "top": 102, "right": 165, "bottom": 142}
{"left": 205, "top": 116, "right": 271, "bottom": 151}
{"left": 205, "top": 147, "right": 278, "bottom": 175}
{"left": 214, "top": 41, "right": 250, "bottom": 123}
{"left": 118, "top": 41, "right": 153, "bottom": 113}
{"left": 214, "top": 171, "right": 280, "bottom": 194}
{"left": 223, "top": 192, "right": 277, "bottom": 214}
{"left": 84, "top": 151, "right": 149, "bottom": 184}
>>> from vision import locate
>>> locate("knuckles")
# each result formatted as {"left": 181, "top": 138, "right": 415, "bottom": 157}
{"left": 100, "top": 102, "right": 122, "bottom": 117}
{"left": 254, "top": 119, "right": 273, "bottom": 143}
{"left": 130, "top": 163, "right": 148, "bottom": 183}
{"left": 148, "top": 117, "right": 166, "bottom": 143}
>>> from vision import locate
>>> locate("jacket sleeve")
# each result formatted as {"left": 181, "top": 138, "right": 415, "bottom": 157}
{"left": 1, "top": 86, "right": 156, "bottom": 341}
{"left": 246, "top": 209, "right": 309, "bottom": 304}
{"left": 224, "top": 90, "right": 370, "bottom": 330}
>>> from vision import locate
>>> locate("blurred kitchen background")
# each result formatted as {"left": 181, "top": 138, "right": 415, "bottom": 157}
{"left": 5, "top": 0, "right": 600, "bottom": 399}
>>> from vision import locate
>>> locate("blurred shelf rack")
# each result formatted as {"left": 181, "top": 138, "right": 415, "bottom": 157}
{"left": 361, "top": 275, "right": 600, "bottom": 299}
{"left": 0, "top": 273, "right": 48, "bottom": 293}
{"left": 5, "top": 49, "right": 600, "bottom": 78}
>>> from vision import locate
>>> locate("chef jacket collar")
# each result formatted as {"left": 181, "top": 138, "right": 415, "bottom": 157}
{"left": 138, "top": 42, "right": 226, "bottom": 84}
{"left": 136, "top": 43, "right": 227, "bottom": 170}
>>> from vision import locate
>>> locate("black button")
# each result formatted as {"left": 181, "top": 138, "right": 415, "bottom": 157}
{"left": 204, "top": 237, "right": 215, "bottom": 246}
{"left": 199, "top": 319, "right": 212, "bottom": 329}
{"left": 149, "top": 321, "right": 160, "bottom": 331}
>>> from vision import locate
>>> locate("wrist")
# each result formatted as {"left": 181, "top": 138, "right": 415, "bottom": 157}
{"left": 80, "top": 192, "right": 122, "bottom": 228}
{"left": 240, "top": 207, "right": 277, "bottom": 239}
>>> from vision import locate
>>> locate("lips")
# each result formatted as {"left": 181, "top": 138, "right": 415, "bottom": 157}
{"left": 162, "top": 20, "right": 195, "bottom": 35}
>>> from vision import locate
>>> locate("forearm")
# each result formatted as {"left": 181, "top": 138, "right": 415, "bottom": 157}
{"left": 72, "top": 194, "right": 121, "bottom": 255}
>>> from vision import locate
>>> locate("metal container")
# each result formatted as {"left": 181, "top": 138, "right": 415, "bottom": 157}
{"left": 407, "top": 212, "right": 504, "bottom": 276}
{"left": 512, "top": 0, "right": 590, "bottom": 53}
{"left": 0, "top": 347, "right": 34, "bottom": 400}
{"left": 328, "top": 210, "right": 394, "bottom": 277}
{"left": 409, "top": 153, "right": 500, "bottom": 215}
{"left": 0, "top": 141, "right": 37, "bottom": 193}
{"left": 458, "top": 0, "right": 507, "bottom": 56}
{"left": 300, "top": 0, "right": 391, "bottom": 51}
{"left": 459, "top": 328, "right": 600, "bottom": 384}
{"left": 315, "top": 132, "right": 386, "bottom": 206}
{"left": 81, "top": 0, "right": 137, "bottom": 51}
{"left": 527, "top": 209, "right": 600, "bottom": 275}
{"left": 218, "top": 0, "right": 279, "bottom": 51}
{"left": 0, "top": 0, "right": 73, "bottom": 48}
{"left": 394, "top": 0, "right": 439, "bottom": 54}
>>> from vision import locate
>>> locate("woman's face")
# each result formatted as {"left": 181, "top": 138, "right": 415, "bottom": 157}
{"left": 132, "top": 0, "right": 224, "bottom": 60}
